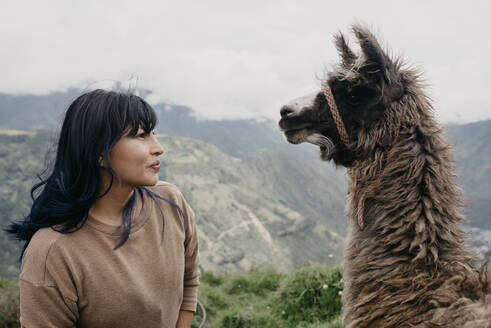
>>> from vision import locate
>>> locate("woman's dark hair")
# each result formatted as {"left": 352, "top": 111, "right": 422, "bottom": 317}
{"left": 6, "top": 89, "right": 169, "bottom": 259}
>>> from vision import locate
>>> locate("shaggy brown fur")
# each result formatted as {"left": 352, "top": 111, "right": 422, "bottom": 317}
{"left": 279, "top": 25, "right": 491, "bottom": 327}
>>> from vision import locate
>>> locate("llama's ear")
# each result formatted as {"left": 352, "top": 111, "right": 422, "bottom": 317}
{"left": 352, "top": 25, "right": 387, "bottom": 67}
{"left": 334, "top": 32, "right": 357, "bottom": 67}
{"left": 352, "top": 25, "right": 404, "bottom": 100}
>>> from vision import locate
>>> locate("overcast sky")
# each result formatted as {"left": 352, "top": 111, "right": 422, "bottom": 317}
{"left": 1, "top": 0, "right": 490, "bottom": 123}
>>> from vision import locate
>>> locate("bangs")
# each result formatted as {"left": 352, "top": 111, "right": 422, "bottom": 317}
{"left": 123, "top": 95, "right": 158, "bottom": 136}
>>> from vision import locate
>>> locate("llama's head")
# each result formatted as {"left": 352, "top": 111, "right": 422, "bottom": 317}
{"left": 278, "top": 25, "right": 407, "bottom": 167}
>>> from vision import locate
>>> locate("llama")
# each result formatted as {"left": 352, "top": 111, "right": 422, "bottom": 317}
{"left": 278, "top": 25, "right": 490, "bottom": 327}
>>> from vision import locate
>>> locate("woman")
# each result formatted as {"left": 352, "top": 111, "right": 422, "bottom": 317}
{"left": 7, "top": 89, "right": 200, "bottom": 327}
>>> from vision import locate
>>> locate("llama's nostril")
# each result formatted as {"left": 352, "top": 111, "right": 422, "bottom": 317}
{"left": 280, "top": 106, "right": 294, "bottom": 118}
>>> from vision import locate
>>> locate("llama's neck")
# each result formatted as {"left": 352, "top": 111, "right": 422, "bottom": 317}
{"left": 346, "top": 122, "right": 470, "bottom": 265}
{"left": 341, "top": 120, "right": 477, "bottom": 327}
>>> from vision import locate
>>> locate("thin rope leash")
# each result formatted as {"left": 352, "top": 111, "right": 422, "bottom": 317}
{"left": 322, "top": 86, "right": 349, "bottom": 146}
{"left": 322, "top": 86, "right": 365, "bottom": 229}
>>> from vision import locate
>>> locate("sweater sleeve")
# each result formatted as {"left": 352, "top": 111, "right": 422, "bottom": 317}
{"left": 20, "top": 280, "right": 78, "bottom": 327}
{"left": 180, "top": 195, "right": 200, "bottom": 312}
{"left": 19, "top": 231, "right": 79, "bottom": 327}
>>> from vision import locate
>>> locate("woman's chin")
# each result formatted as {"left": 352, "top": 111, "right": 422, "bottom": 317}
{"left": 134, "top": 174, "right": 160, "bottom": 187}
{"left": 146, "top": 174, "right": 160, "bottom": 186}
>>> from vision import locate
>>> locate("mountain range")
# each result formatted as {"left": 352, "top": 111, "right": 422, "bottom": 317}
{"left": 0, "top": 89, "right": 489, "bottom": 278}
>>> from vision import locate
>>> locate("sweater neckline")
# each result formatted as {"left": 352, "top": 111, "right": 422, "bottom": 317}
{"left": 86, "top": 188, "right": 153, "bottom": 236}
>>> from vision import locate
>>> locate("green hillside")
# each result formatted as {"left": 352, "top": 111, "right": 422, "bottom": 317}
{"left": 0, "top": 131, "right": 346, "bottom": 278}
{"left": 162, "top": 136, "right": 346, "bottom": 273}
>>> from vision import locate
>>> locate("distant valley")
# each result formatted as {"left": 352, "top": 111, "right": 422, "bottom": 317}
{"left": 0, "top": 131, "right": 346, "bottom": 277}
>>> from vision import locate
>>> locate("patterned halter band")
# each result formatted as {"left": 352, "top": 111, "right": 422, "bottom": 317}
{"left": 322, "top": 86, "right": 349, "bottom": 145}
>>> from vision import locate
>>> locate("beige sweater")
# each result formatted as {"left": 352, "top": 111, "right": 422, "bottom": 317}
{"left": 19, "top": 181, "right": 200, "bottom": 328}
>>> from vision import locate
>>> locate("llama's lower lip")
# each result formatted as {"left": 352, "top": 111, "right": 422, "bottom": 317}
{"left": 284, "top": 129, "right": 302, "bottom": 137}
{"left": 284, "top": 130, "right": 305, "bottom": 144}
{"left": 284, "top": 127, "right": 312, "bottom": 139}
{"left": 281, "top": 124, "right": 312, "bottom": 133}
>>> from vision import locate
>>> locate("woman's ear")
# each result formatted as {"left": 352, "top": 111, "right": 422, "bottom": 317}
{"left": 99, "top": 154, "right": 107, "bottom": 167}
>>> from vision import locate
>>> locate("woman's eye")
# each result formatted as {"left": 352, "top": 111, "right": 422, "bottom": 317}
{"left": 137, "top": 133, "right": 147, "bottom": 138}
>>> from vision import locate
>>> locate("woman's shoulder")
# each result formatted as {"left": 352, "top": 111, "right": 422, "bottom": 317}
{"left": 144, "top": 181, "right": 194, "bottom": 223}
{"left": 20, "top": 228, "right": 69, "bottom": 285}
{"left": 146, "top": 180, "right": 186, "bottom": 202}
{"left": 24, "top": 227, "right": 66, "bottom": 259}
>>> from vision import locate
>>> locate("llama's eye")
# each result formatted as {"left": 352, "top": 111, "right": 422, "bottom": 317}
{"left": 348, "top": 87, "right": 364, "bottom": 104}
{"left": 348, "top": 92, "right": 359, "bottom": 104}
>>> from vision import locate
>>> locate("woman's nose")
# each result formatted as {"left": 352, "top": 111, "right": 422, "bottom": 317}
{"left": 151, "top": 134, "right": 164, "bottom": 156}
{"left": 154, "top": 144, "right": 164, "bottom": 156}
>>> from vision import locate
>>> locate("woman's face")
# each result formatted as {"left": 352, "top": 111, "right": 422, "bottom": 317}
{"left": 107, "top": 127, "right": 164, "bottom": 187}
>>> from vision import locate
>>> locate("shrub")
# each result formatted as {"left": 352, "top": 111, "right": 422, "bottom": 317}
{"left": 201, "top": 271, "right": 224, "bottom": 286}
{"left": 220, "top": 313, "right": 249, "bottom": 328}
{"left": 219, "top": 311, "right": 278, "bottom": 328}
{"left": 303, "top": 317, "right": 343, "bottom": 328}
{"left": 225, "top": 268, "right": 283, "bottom": 296}
{"left": 274, "top": 266, "right": 342, "bottom": 325}
{"left": 0, "top": 278, "right": 20, "bottom": 328}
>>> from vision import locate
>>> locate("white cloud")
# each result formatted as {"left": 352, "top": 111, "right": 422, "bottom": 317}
{"left": 0, "top": 0, "right": 490, "bottom": 123}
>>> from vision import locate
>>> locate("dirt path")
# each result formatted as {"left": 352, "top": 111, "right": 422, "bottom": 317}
{"left": 235, "top": 203, "right": 273, "bottom": 246}
{"left": 215, "top": 221, "right": 250, "bottom": 241}
{"left": 206, "top": 202, "right": 274, "bottom": 250}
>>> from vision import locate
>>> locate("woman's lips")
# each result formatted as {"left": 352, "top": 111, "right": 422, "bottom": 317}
{"left": 150, "top": 161, "right": 160, "bottom": 172}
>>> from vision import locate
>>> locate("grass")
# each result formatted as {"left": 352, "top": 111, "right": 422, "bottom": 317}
{"left": 191, "top": 266, "right": 342, "bottom": 328}
{"left": 0, "top": 266, "right": 343, "bottom": 328}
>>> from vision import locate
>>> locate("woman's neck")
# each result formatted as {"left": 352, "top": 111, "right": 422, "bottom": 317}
{"left": 89, "top": 175, "right": 136, "bottom": 225}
